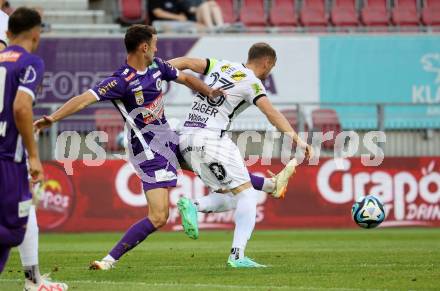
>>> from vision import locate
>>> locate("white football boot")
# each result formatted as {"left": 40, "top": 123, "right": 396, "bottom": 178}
{"left": 269, "top": 158, "right": 298, "bottom": 199}
{"left": 24, "top": 274, "right": 68, "bottom": 291}
{"left": 89, "top": 259, "right": 116, "bottom": 270}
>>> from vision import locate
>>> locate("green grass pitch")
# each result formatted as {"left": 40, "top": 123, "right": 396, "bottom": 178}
{"left": 0, "top": 229, "right": 438, "bottom": 290}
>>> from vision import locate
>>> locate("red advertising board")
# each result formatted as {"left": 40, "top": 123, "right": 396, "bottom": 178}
{"left": 36, "top": 158, "right": 440, "bottom": 232}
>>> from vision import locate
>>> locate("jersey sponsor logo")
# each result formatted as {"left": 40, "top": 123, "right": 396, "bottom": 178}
{"left": 208, "top": 162, "right": 227, "bottom": 181}
{"left": 98, "top": 79, "right": 118, "bottom": 96}
{"left": 187, "top": 112, "right": 209, "bottom": 123}
{"left": 220, "top": 64, "right": 231, "bottom": 72}
{"left": 122, "top": 68, "right": 129, "bottom": 75}
{"left": 141, "top": 93, "right": 165, "bottom": 124}
{"left": 129, "top": 79, "right": 140, "bottom": 87}
{"left": 19, "top": 65, "right": 37, "bottom": 84}
{"left": 124, "top": 72, "right": 135, "bottom": 82}
{"left": 181, "top": 145, "right": 205, "bottom": 155}
{"left": 131, "top": 85, "right": 142, "bottom": 92}
{"left": 134, "top": 90, "right": 144, "bottom": 105}
{"left": 252, "top": 83, "right": 264, "bottom": 95}
{"left": 153, "top": 70, "right": 161, "bottom": 79}
{"left": 0, "top": 51, "right": 21, "bottom": 62}
{"left": 191, "top": 101, "right": 219, "bottom": 116}
{"left": 156, "top": 78, "right": 162, "bottom": 90}
{"left": 183, "top": 121, "right": 207, "bottom": 128}
{"left": 231, "top": 71, "right": 246, "bottom": 81}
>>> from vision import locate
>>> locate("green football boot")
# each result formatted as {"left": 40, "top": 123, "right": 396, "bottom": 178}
{"left": 177, "top": 197, "right": 199, "bottom": 239}
{"left": 227, "top": 257, "right": 267, "bottom": 268}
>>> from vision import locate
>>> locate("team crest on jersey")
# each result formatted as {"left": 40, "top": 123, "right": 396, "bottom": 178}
{"left": 156, "top": 78, "right": 162, "bottom": 90}
{"left": 231, "top": 71, "right": 246, "bottom": 81}
{"left": 135, "top": 91, "right": 144, "bottom": 105}
{"left": 208, "top": 162, "right": 227, "bottom": 181}
{"left": 19, "top": 65, "right": 37, "bottom": 84}
{"left": 221, "top": 64, "right": 231, "bottom": 72}
{"left": 252, "top": 83, "right": 264, "bottom": 95}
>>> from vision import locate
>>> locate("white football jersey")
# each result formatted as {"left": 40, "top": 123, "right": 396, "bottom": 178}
{"left": 0, "top": 10, "right": 8, "bottom": 46}
{"left": 180, "top": 58, "right": 267, "bottom": 134}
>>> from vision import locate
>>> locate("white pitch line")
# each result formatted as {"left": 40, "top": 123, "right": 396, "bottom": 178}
{"left": 0, "top": 279, "right": 376, "bottom": 290}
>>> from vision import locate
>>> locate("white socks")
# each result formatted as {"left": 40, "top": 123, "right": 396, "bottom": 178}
{"left": 18, "top": 205, "right": 41, "bottom": 284}
{"left": 194, "top": 188, "right": 258, "bottom": 261}
{"left": 195, "top": 192, "right": 237, "bottom": 213}
{"left": 262, "top": 177, "right": 275, "bottom": 193}
{"left": 230, "top": 188, "right": 258, "bottom": 260}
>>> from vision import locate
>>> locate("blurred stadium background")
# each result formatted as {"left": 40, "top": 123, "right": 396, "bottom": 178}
{"left": 1, "top": 0, "right": 439, "bottom": 290}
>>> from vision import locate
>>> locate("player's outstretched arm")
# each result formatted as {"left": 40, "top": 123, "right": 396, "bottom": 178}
{"left": 255, "top": 96, "right": 313, "bottom": 160}
{"left": 168, "top": 57, "right": 207, "bottom": 74}
{"left": 34, "top": 91, "right": 97, "bottom": 131}
{"left": 175, "top": 71, "right": 223, "bottom": 99}
{"left": 13, "top": 91, "right": 44, "bottom": 183}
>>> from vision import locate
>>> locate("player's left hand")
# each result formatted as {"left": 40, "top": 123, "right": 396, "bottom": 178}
{"left": 208, "top": 88, "right": 225, "bottom": 99}
{"left": 297, "top": 140, "right": 313, "bottom": 161}
{"left": 33, "top": 115, "right": 54, "bottom": 134}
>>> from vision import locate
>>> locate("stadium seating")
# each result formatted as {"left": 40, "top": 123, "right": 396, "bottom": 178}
{"left": 94, "top": 109, "right": 124, "bottom": 152}
{"left": 217, "top": 0, "right": 237, "bottom": 23}
{"left": 392, "top": 0, "right": 420, "bottom": 26}
{"left": 280, "top": 109, "right": 309, "bottom": 133}
{"left": 240, "top": 0, "right": 267, "bottom": 26}
{"left": 300, "top": 0, "right": 328, "bottom": 27}
{"left": 421, "top": 0, "right": 440, "bottom": 26}
{"left": 331, "top": 0, "right": 359, "bottom": 27}
{"left": 118, "top": 0, "right": 147, "bottom": 24}
{"left": 361, "top": 0, "right": 390, "bottom": 27}
{"left": 269, "top": 0, "right": 298, "bottom": 27}
{"left": 311, "top": 109, "right": 341, "bottom": 150}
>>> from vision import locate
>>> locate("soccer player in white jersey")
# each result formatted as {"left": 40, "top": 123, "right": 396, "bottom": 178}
{"left": 170, "top": 43, "right": 313, "bottom": 268}
{"left": 0, "top": 7, "right": 67, "bottom": 290}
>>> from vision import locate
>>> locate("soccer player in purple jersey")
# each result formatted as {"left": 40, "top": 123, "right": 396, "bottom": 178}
{"left": 34, "top": 24, "right": 226, "bottom": 270}
{"left": 0, "top": 7, "right": 68, "bottom": 290}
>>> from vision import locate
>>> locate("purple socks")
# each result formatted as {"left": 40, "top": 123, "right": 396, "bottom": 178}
{"left": 109, "top": 217, "right": 157, "bottom": 260}
{"left": 249, "top": 173, "right": 264, "bottom": 191}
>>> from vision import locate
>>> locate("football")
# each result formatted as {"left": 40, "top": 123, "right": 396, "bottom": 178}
{"left": 351, "top": 195, "right": 385, "bottom": 229}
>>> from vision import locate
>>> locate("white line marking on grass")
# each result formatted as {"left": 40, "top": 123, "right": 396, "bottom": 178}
{"left": 0, "top": 279, "right": 378, "bottom": 290}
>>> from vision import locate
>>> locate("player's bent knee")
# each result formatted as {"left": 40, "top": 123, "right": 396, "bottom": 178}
{"left": 149, "top": 211, "right": 169, "bottom": 228}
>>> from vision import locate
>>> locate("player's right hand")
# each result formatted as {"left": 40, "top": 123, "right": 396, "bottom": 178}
{"left": 208, "top": 87, "right": 225, "bottom": 99}
{"left": 29, "top": 156, "right": 44, "bottom": 185}
{"left": 33, "top": 115, "right": 54, "bottom": 134}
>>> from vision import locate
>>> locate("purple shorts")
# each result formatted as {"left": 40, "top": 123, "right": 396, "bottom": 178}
{"left": 0, "top": 159, "right": 31, "bottom": 230}
{"left": 133, "top": 142, "right": 183, "bottom": 192}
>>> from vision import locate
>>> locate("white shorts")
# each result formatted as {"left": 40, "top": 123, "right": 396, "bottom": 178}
{"left": 179, "top": 133, "right": 250, "bottom": 191}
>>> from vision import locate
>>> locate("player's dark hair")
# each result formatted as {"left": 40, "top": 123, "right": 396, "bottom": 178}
{"left": 247, "top": 43, "right": 277, "bottom": 62}
{"left": 124, "top": 25, "right": 157, "bottom": 53}
{"left": 8, "top": 7, "right": 42, "bottom": 36}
